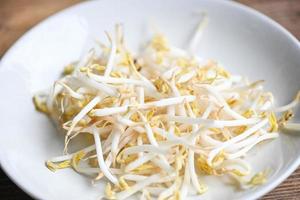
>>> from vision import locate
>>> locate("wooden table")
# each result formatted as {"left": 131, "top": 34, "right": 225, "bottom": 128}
{"left": 0, "top": 0, "right": 299, "bottom": 199}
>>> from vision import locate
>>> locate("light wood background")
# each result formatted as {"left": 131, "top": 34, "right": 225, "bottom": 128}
{"left": 0, "top": 0, "right": 300, "bottom": 199}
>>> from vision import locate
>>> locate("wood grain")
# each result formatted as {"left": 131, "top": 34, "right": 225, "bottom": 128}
{"left": 0, "top": 0, "right": 300, "bottom": 199}
{"left": 0, "top": 0, "right": 82, "bottom": 56}
{"left": 237, "top": 0, "right": 300, "bottom": 40}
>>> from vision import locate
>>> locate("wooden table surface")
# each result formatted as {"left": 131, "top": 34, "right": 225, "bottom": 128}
{"left": 0, "top": 0, "right": 300, "bottom": 199}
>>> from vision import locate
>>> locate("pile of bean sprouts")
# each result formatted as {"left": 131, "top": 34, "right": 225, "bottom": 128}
{"left": 33, "top": 22, "right": 300, "bottom": 200}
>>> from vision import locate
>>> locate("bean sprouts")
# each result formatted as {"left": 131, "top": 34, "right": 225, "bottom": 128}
{"left": 33, "top": 22, "right": 300, "bottom": 199}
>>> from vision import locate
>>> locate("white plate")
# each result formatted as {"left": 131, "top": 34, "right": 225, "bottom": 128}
{"left": 0, "top": 0, "right": 300, "bottom": 199}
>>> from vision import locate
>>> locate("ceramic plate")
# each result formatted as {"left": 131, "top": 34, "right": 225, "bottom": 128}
{"left": 0, "top": 0, "right": 300, "bottom": 199}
